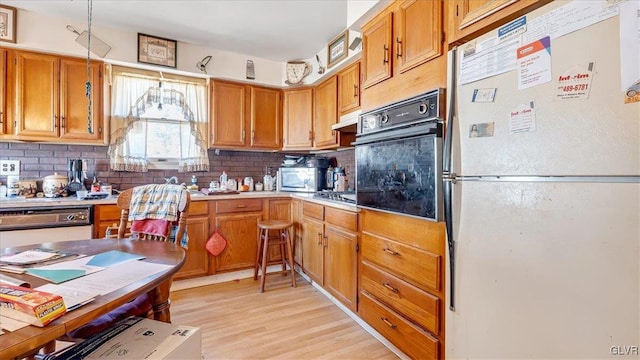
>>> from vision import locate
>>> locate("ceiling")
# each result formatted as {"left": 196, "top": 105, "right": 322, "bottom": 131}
{"left": 4, "top": 0, "right": 351, "bottom": 62}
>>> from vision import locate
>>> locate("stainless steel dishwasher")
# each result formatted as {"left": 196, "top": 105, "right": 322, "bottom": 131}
{"left": 0, "top": 206, "right": 93, "bottom": 248}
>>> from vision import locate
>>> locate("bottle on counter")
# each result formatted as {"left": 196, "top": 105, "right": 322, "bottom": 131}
{"left": 219, "top": 171, "right": 228, "bottom": 186}
{"left": 91, "top": 176, "right": 100, "bottom": 192}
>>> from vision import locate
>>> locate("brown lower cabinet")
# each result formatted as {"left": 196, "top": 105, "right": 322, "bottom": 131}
{"left": 359, "top": 209, "right": 446, "bottom": 359}
{"left": 177, "top": 201, "right": 209, "bottom": 279}
{"left": 300, "top": 201, "right": 358, "bottom": 312}
{"left": 212, "top": 198, "right": 263, "bottom": 273}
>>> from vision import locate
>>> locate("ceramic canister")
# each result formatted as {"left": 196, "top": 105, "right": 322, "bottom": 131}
{"left": 18, "top": 180, "right": 38, "bottom": 198}
{"left": 42, "top": 173, "right": 69, "bottom": 198}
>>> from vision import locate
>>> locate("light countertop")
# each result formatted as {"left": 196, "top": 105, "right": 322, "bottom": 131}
{"left": 0, "top": 191, "right": 358, "bottom": 212}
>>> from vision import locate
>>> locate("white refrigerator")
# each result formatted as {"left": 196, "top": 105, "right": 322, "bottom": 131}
{"left": 443, "top": 1, "right": 640, "bottom": 358}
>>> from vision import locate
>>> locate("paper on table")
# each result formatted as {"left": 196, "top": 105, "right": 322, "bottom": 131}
{"left": 37, "top": 284, "right": 97, "bottom": 311}
{"left": 0, "top": 250, "right": 59, "bottom": 265}
{"left": 85, "top": 250, "right": 145, "bottom": 267}
{"left": 59, "top": 260, "right": 172, "bottom": 296}
{"left": 0, "top": 274, "right": 30, "bottom": 288}
{"left": 0, "top": 315, "right": 30, "bottom": 332}
{"left": 26, "top": 256, "right": 105, "bottom": 284}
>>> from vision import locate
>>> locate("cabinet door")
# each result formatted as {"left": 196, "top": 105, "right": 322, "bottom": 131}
{"left": 59, "top": 58, "right": 102, "bottom": 141}
{"left": 214, "top": 212, "right": 262, "bottom": 272}
{"left": 14, "top": 51, "right": 59, "bottom": 138}
{"left": 250, "top": 86, "right": 280, "bottom": 149}
{"left": 338, "top": 61, "right": 361, "bottom": 116}
{"left": 291, "top": 199, "right": 303, "bottom": 266}
{"left": 395, "top": 0, "right": 442, "bottom": 74}
{"left": 301, "top": 217, "right": 324, "bottom": 285}
{"left": 175, "top": 215, "right": 210, "bottom": 279}
{"left": 282, "top": 88, "right": 313, "bottom": 150}
{"left": 325, "top": 226, "right": 358, "bottom": 311}
{"left": 211, "top": 81, "right": 247, "bottom": 147}
{"left": 267, "top": 199, "right": 292, "bottom": 262}
{"left": 313, "top": 76, "right": 338, "bottom": 149}
{"left": 361, "top": 12, "right": 393, "bottom": 89}
{"left": 0, "top": 48, "right": 6, "bottom": 135}
{"left": 448, "top": 0, "right": 549, "bottom": 45}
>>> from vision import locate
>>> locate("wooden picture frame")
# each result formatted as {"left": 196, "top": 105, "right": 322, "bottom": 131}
{"left": 327, "top": 30, "right": 348, "bottom": 69}
{"left": 138, "top": 33, "right": 177, "bottom": 68}
{"left": 0, "top": 5, "right": 17, "bottom": 43}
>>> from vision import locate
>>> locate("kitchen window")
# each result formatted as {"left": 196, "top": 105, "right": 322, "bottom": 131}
{"left": 108, "top": 67, "right": 209, "bottom": 172}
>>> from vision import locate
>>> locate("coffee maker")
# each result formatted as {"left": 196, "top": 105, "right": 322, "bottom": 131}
{"left": 68, "top": 159, "right": 89, "bottom": 193}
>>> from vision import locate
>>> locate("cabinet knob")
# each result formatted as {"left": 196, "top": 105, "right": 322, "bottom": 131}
{"left": 353, "top": 84, "right": 358, "bottom": 98}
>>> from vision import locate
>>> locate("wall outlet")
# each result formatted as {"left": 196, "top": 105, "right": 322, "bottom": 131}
{"left": 0, "top": 160, "right": 20, "bottom": 176}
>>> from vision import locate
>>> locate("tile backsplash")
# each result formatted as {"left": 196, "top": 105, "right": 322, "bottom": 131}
{"left": 0, "top": 142, "right": 356, "bottom": 191}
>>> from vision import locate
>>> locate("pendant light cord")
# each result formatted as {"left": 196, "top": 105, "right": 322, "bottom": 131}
{"left": 85, "top": 0, "right": 94, "bottom": 134}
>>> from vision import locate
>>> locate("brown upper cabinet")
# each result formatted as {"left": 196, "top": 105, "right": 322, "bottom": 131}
{"left": 210, "top": 80, "right": 281, "bottom": 150}
{"left": 7, "top": 50, "right": 104, "bottom": 143}
{"left": 0, "top": 49, "right": 6, "bottom": 135}
{"left": 282, "top": 87, "right": 314, "bottom": 150}
{"left": 360, "top": 0, "right": 445, "bottom": 111}
{"left": 337, "top": 61, "right": 361, "bottom": 116}
{"left": 361, "top": 0, "right": 442, "bottom": 90}
{"left": 282, "top": 77, "right": 356, "bottom": 151}
{"left": 313, "top": 76, "right": 339, "bottom": 149}
{"left": 447, "top": 0, "right": 552, "bottom": 45}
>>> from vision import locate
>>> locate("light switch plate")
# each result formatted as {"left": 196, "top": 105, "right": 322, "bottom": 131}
{"left": 0, "top": 160, "right": 20, "bottom": 176}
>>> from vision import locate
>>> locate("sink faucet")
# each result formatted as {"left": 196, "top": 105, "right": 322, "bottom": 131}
{"left": 165, "top": 176, "right": 178, "bottom": 184}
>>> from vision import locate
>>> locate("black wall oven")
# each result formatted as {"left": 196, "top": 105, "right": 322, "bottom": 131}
{"left": 354, "top": 89, "right": 444, "bottom": 221}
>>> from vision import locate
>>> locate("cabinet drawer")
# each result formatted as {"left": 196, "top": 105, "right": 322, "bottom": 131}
{"left": 361, "top": 209, "right": 445, "bottom": 255}
{"left": 302, "top": 201, "right": 324, "bottom": 220}
{"left": 189, "top": 200, "right": 209, "bottom": 216}
{"left": 360, "top": 292, "right": 439, "bottom": 360}
{"left": 362, "top": 233, "right": 441, "bottom": 292}
{"left": 361, "top": 261, "right": 439, "bottom": 335}
{"left": 216, "top": 199, "right": 262, "bottom": 214}
{"left": 325, "top": 207, "right": 357, "bottom": 232}
{"left": 95, "top": 204, "right": 121, "bottom": 219}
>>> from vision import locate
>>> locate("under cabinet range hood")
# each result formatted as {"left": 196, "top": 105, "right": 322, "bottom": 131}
{"left": 331, "top": 110, "right": 361, "bottom": 133}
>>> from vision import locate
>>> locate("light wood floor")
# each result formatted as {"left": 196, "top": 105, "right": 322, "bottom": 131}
{"left": 170, "top": 274, "right": 400, "bottom": 359}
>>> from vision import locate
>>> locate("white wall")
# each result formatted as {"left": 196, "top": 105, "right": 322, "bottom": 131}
{"left": 10, "top": 9, "right": 284, "bottom": 86}
{"left": 9, "top": 2, "right": 389, "bottom": 87}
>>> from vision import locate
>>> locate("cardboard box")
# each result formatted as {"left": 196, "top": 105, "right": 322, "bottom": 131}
{"left": 51, "top": 317, "right": 201, "bottom": 359}
{"left": 0, "top": 284, "right": 66, "bottom": 327}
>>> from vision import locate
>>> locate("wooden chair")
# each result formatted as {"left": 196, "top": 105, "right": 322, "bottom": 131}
{"left": 41, "top": 185, "right": 191, "bottom": 353}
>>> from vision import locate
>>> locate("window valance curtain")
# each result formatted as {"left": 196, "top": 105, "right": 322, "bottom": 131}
{"left": 108, "top": 73, "right": 209, "bottom": 172}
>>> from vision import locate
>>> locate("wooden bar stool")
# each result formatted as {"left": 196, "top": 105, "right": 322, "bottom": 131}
{"left": 253, "top": 220, "right": 297, "bottom": 292}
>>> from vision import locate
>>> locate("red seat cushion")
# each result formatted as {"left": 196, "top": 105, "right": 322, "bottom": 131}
{"left": 67, "top": 293, "right": 152, "bottom": 339}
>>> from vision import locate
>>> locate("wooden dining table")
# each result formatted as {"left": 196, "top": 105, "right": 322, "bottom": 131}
{"left": 0, "top": 238, "right": 185, "bottom": 360}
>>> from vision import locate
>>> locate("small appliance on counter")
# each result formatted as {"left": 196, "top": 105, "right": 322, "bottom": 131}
{"left": 67, "top": 159, "right": 89, "bottom": 195}
{"left": 278, "top": 166, "right": 328, "bottom": 193}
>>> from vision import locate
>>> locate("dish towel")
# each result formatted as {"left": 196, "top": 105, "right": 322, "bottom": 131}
{"left": 128, "top": 184, "right": 188, "bottom": 248}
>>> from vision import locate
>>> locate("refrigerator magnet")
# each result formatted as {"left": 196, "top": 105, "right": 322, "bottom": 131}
{"left": 555, "top": 62, "right": 595, "bottom": 100}
{"left": 509, "top": 103, "right": 537, "bottom": 134}
{"left": 469, "top": 122, "right": 495, "bottom": 138}
{"left": 472, "top": 88, "right": 497, "bottom": 102}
